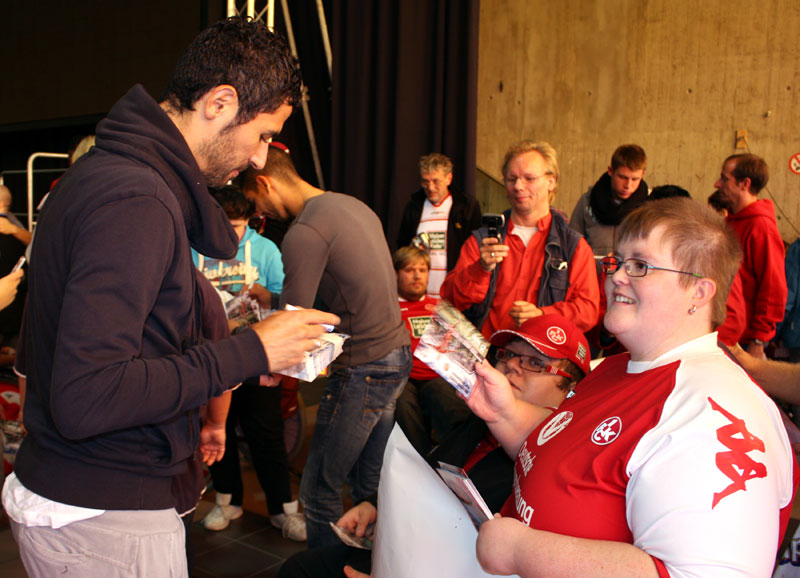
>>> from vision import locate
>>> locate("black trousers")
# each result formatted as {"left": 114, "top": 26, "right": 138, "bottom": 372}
{"left": 208, "top": 382, "right": 291, "bottom": 515}
{"left": 394, "top": 377, "right": 473, "bottom": 456}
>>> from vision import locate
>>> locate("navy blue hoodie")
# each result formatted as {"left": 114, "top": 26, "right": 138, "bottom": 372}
{"left": 14, "top": 85, "right": 268, "bottom": 510}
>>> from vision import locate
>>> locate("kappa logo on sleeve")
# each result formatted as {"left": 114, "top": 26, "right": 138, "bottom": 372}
{"left": 708, "top": 397, "right": 767, "bottom": 509}
{"left": 591, "top": 416, "right": 622, "bottom": 445}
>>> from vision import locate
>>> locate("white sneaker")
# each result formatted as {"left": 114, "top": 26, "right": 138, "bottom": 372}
{"left": 203, "top": 492, "right": 243, "bottom": 531}
{"left": 270, "top": 500, "right": 307, "bottom": 541}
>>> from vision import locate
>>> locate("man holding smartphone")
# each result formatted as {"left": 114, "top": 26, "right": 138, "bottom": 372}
{"left": 441, "top": 140, "right": 599, "bottom": 339}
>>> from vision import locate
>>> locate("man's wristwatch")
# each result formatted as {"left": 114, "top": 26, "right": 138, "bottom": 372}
{"left": 751, "top": 338, "right": 766, "bottom": 346}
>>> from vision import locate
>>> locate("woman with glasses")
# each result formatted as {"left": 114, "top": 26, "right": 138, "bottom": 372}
{"left": 466, "top": 197, "right": 796, "bottom": 577}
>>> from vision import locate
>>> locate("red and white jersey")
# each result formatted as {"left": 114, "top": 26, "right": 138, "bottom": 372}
{"left": 399, "top": 295, "right": 439, "bottom": 381}
{"left": 500, "top": 333, "right": 797, "bottom": 578}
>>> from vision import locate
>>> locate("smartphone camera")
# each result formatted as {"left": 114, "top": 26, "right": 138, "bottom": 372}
{"left": 482, "top": 213, "right": 505, "bottom": 241}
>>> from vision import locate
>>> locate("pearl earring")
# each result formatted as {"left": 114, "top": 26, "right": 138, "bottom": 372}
{"left": 688, "top": 304, "right": 697, "bottom": 315}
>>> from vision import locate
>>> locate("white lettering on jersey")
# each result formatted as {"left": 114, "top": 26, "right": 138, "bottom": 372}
{"left": 518, "top": 441, "right": 535, "bottom": 476}
{"left": 512, "top": 470, "right": 534, "bottom": 526}
{"left": 591, "top": 417, "right": 622, "bottom": 445}
{"left": 537, "top": 411, "right": 574, "bottom": 446}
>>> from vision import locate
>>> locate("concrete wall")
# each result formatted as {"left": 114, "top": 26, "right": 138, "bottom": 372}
{"left": 476, "top": 0, "right": 800, "bottom": 242}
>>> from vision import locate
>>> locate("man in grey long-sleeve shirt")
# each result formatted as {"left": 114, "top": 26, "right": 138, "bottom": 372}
{"left": 241, "top": 146, "right": 411, "bottom": 548}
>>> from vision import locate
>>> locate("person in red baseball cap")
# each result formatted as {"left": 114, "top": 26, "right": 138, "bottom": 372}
{"left": 488, "top": 313, "right": 590, "bottom": 410}
{"left": 277, "top": 313, "right": 589, "bottom": 578}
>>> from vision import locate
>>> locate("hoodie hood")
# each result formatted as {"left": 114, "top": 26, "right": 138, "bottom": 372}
{"left": 728, "top": 198, "right": 778, "bottom": 224}
{"left": 95, "top": 85, "right": 238, "bottom": 259}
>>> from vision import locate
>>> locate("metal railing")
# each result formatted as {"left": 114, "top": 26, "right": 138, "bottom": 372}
{"left": 0, "top": 152, "right": 70, "bottom": 231}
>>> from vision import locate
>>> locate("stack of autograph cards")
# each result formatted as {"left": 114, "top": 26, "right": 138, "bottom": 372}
{"left": 435, "top": 462, "right": 493, "bottom": 529}
{"left": 413, "top": 300, "right": 490, "bottom": 397}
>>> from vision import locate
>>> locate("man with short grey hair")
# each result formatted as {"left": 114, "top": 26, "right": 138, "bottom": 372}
{"left": 397, "top": 153, "right": 482, "bottom": 297}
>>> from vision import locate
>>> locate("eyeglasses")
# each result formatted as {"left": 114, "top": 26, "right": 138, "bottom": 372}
{"left": 494, "top": 348, "right": 572, "bottom": 379}
{"left": 503, "top": 172, "right": 552, "bottom": 187}
{"left": 601, "top": 256, "right": 703, "bottom": 279}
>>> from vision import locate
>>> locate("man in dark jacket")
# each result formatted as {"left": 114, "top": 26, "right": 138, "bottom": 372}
{"left": 569, "top": 144, "right": 649, "bottom": 274}
{"left": 397, "top": 153, "right": 482, "bottom": 297}
{"left": 1, "top": 19, "right": 338, "bottom": 578}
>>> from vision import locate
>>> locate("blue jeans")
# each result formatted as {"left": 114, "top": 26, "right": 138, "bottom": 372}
{"left": 300, "top": 345, "right": 411, "bottom": 548}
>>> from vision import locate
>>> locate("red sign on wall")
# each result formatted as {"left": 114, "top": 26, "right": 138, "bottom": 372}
{"left": 790, "top": 153, "right": 800, "bottom": 175}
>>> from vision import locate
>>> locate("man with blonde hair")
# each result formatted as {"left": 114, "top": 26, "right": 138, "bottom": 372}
{"left": 397, "top": 153, "right": 482, "bottom": 297}
{"left": 441, "top": 140, "right": 599, "bottom": 339}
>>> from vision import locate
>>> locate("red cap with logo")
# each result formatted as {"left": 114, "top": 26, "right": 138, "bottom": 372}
{"left": 489, "top": 314, "right": 591, "bottom": 375}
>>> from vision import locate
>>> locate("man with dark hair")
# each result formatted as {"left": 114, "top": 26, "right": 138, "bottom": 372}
{"left": 396, "top": 153, "right": 482, "bottom": 297}
{"left": 162, "top": 18, "right": 303, "bottom": 128}
{"left": 569, "top": 144, "right": 649, "bottom": 272}
{"left": 713, "top": 152, "right": 787, "bottom": 358}
{"left": 241, "top": 146, "right": 411, "bottom": 549}
{"left": 2, "top": 18, "right": 337, "bottom": 577}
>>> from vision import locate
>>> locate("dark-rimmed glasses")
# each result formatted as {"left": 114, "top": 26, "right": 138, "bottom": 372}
{"left": 494, "top": 348, "right": 572, "bottom": 379}
{"left": 601, "top": 256, "right": 703, "bottom": 279}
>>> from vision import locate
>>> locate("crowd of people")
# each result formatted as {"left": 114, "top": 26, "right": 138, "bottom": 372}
{"left": 0, "top": 14, "right": 798, "bottom": 578}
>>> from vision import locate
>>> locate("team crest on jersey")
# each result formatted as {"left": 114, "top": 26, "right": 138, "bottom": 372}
{"left": 591, "top": 417, "right": 622, "bottom": 445}
{"left": 537, "top": 411, "right": 573, "bottom": 445}
{"left": 546, "top": 326, "right": 567, "bottom": 345}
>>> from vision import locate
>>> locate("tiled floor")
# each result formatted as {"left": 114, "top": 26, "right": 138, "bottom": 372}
{"left": 190, "top": 499, "right": 307, "bottom": 578}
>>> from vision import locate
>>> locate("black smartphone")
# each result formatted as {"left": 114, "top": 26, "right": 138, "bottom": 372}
{"left": 482, "top": 213, "right": 505, "bottom": 241}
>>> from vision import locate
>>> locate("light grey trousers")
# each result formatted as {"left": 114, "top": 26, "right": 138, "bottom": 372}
{"left": 10, "top": 508, "right": 188, "bottom": 577}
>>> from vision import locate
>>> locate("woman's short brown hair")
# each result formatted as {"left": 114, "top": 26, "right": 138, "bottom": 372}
{"left": 618, "top": 198, "right": 742, "bottom": 328}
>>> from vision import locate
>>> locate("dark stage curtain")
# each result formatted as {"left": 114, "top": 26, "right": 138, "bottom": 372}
{"left": 329, "top": 0, "right": 480, "bottom": 245}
